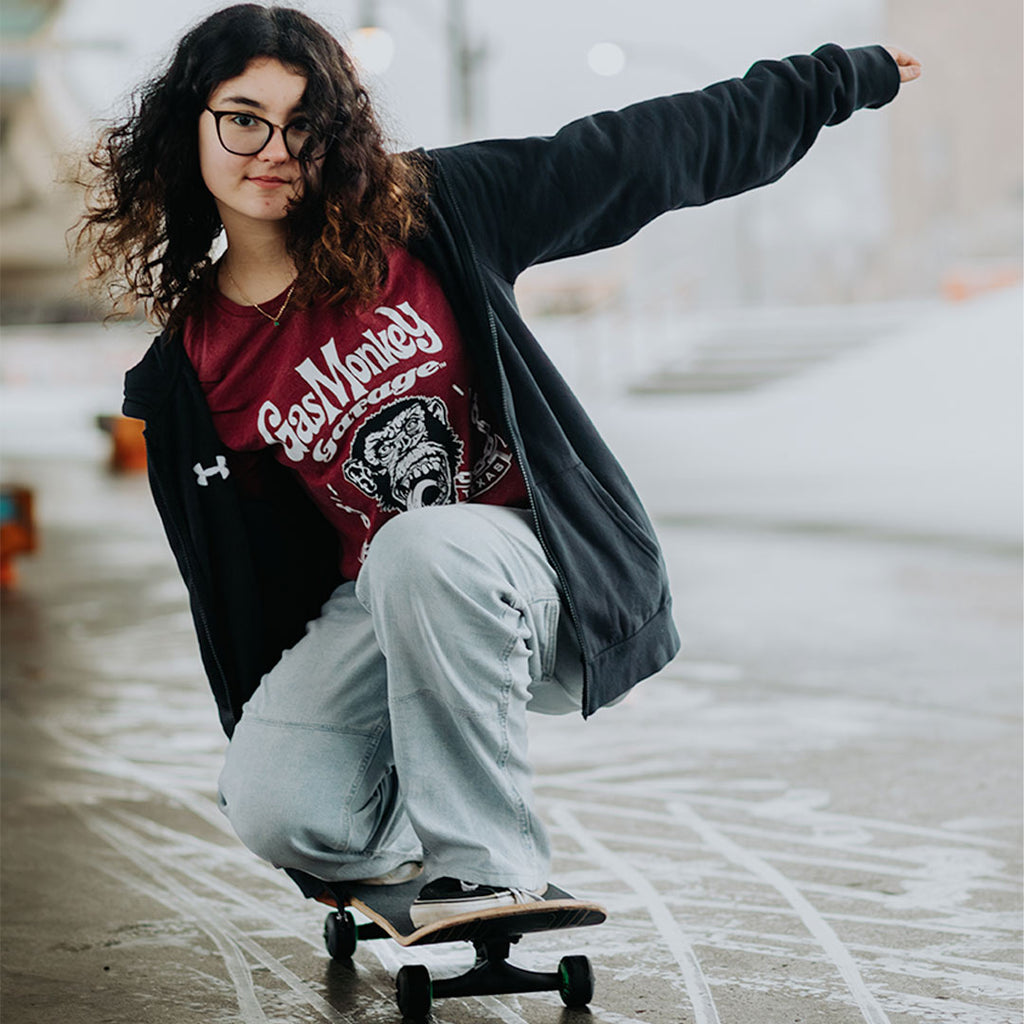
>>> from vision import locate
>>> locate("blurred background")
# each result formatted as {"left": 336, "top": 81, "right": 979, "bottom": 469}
{"left": 2, "top": 10, "right": 1020, "bottom": 1020}
{"left": 0, "top": 0, "right": 1021, "bottom": 556}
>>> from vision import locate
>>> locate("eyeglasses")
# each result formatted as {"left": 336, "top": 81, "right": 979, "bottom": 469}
{"left": 204, "top": 107, "right": 327, "bottom": 161}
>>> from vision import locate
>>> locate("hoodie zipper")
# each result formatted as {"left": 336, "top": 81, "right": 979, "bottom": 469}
{"left": 434, "top": 162, "right": 590, "bottom": 711}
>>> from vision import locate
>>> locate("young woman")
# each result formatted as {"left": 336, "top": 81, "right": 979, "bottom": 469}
{"left": 78, "top": 4, "right": 920, "bottom": 925}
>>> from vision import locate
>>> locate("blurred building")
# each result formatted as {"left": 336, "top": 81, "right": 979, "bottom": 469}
{"left": 759, "top": 0, "right": 1023, "bottom": 306}
{"left": 0, "top": 0, "right": 100, "bottom": 323}
{"left": 877, "top": 0, "right": 1022, "bottom": 300}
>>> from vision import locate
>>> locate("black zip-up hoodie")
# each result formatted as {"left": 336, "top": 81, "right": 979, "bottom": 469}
{"left": 124, "top": 44, "right": 900, "bottom": 738}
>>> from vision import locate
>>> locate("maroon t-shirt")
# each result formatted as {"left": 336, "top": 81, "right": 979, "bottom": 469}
{"left": 184, "top": 249, "right": 528, "bottom": 579}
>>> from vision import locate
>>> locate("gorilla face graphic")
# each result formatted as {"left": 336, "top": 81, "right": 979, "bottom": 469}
{"left": 343, "top": 397, "right": 463, "bottom": 512}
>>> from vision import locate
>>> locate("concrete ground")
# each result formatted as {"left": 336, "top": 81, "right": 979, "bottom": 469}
{"left": 2, "top": 453, "right": 1020, "bottom": 1024}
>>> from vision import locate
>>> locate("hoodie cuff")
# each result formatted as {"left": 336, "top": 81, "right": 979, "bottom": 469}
{"left": 813, "top": 42, "right": 902, "bottom": 123}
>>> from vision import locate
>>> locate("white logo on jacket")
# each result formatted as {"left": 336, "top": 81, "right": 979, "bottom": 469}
{"left": 194, "top": 456, "right": 230, "bottom": 486}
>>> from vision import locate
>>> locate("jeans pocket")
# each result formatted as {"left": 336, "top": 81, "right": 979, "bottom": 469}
{"left": 522, "top": 596, "right": 561, "bottom": 682}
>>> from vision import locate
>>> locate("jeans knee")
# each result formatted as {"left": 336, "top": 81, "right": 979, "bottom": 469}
{"left": 357, "top": 508, "right": 469, "bottom": 609}
{"left": 220, "top": 733, "right": 408, "bottom": 872}
{"left": 220, "top": 785, "right": 292, "bottom": 867}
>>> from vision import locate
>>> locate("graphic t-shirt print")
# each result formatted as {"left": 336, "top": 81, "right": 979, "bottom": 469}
{"left": 256, "top": 299, "right": 448, "bottom": 468}
{"left": 344, "top": 395, "right": 463, "bottom": 512}
{"left": 185, "top": 249, "right": 527, "bottom": 580}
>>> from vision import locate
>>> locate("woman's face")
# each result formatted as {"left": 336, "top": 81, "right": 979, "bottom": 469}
{"left": 199, "top": 57, "right": 311, "bottom": 236}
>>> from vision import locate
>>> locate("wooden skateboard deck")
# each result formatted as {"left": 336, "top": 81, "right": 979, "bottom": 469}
{"left": 334, "top": 878, "right": 606, "bottom": 946}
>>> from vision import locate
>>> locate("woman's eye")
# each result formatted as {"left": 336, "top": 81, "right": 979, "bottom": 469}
{"left": 229, "top": 114, "right": 259, "bottom": 128}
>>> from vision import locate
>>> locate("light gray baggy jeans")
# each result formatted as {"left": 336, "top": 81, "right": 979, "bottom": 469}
{"left": 217, "top": 504, "right": 583, "bottom": 891}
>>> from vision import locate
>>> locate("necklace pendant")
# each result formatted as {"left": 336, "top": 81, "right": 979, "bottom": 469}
{"left": 221, "top": 263, "right": 296, "bottom": 327}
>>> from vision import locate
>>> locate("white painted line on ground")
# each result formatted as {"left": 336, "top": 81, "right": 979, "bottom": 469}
{"left": 85, "top": 821, "right": 272, "bottom": 1022}
{"left": 668, "top": 894, "right": 1020, "bottom": 941}
{"left": 670, "top": 800, "right": 893, "bottom": 1024}
{"left": 34, "top": 716, "right": 235, "bottom": 837}
{"left": 551, "top": 805, "right": 722, "bottom": 1024}
{"left": 472, "top": 995, "right": 538, "bottom": 1024}
{"left": 700, "top": 926, "right": 1024, "bottom": 983}
{"left": 105, "top": 808, "right": 497, "bottom": 1024}
{"left": 569, "top": 819, "right": 1018, "bottom": 891}
{"left": 661, "top": 789, "right": 1018, "bottom": 850}
{"left": 85, "top": 813, "right": 348, "bottom": 1023}
{"left": 545, "top": 777, "right": 1017, "bottom": 851}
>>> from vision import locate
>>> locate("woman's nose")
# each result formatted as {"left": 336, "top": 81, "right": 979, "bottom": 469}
{"left": 259, "top": 125, "right": 291, "bottom": 162}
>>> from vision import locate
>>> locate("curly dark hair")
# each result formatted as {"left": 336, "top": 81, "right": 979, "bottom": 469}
{"left": 75, "top": 4, "right": 428, "bottom": 329}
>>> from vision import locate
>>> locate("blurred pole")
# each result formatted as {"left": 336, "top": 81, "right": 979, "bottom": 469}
{"left": 358, "top": 0, "right": 379, "bottom": 27}
{"left": 447, "top": 0, "right": 486, "bottom": 141}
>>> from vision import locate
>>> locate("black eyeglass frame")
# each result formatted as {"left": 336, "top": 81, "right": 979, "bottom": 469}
{"left": 204, "top": 106, "right": 328, "bottom": 161}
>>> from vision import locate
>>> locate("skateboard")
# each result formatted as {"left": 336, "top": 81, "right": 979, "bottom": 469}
{"left": 321, "top": 878, "right": 606, "bottom": 1020}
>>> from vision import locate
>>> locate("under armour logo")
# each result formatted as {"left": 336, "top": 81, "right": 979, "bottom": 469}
{"left": 193, "top": 456, "right": 230, "bottom": 486}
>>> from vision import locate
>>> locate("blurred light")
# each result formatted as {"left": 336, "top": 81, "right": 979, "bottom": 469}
{"left": 587, "top": 42, "right": 626, "bottom": 77}
{"left": 349, "top": 26, "right": 395, "bottom": 74}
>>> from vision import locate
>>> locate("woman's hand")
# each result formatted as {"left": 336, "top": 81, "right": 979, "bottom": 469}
{"left": 884, "top": 46, "right": 922, "bottom": 84}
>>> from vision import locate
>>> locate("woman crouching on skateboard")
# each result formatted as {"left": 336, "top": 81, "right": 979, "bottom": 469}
{"left": 78, "top": 4, "right": 920, "bottom": 927}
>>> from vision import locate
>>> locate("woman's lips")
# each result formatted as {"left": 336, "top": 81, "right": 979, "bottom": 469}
{"left": 248, "top": 176, "right": 290, "bottom": 189}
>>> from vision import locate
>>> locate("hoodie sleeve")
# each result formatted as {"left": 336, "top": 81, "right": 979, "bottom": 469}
{"left": 430, "top": 43, "right": 900, "bottom": 280}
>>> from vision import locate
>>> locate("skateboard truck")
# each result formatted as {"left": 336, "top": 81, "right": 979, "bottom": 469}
{"left": 322, "top": 880, "right": 603, "bottom": 1020}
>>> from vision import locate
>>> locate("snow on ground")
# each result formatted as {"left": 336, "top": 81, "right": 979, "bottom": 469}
{"left": 583, "top": 286, "right": 1023, "bottom": 545}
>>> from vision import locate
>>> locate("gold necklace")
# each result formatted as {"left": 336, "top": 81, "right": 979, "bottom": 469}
{"left": 223, "top": 265, "right": 297, "bottom": 327}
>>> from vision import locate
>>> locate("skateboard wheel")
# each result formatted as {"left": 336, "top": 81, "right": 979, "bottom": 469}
{"left": 395, "top": 964, "right": 432, "bottom": 1019}
{"left": 558, "top": 955, "right": 594, "bottom": 1008}
{"left": 323, "top": 910, "right": 357, "bottom": 960}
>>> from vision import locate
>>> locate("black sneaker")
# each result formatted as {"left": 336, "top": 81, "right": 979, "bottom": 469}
{"left": 409, "top": 877, "right": 548, "bottom": 928}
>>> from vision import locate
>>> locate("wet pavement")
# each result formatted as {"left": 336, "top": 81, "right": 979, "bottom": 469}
{"left": 2, "top": 455, "right": 1021, "bottom": 1024}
